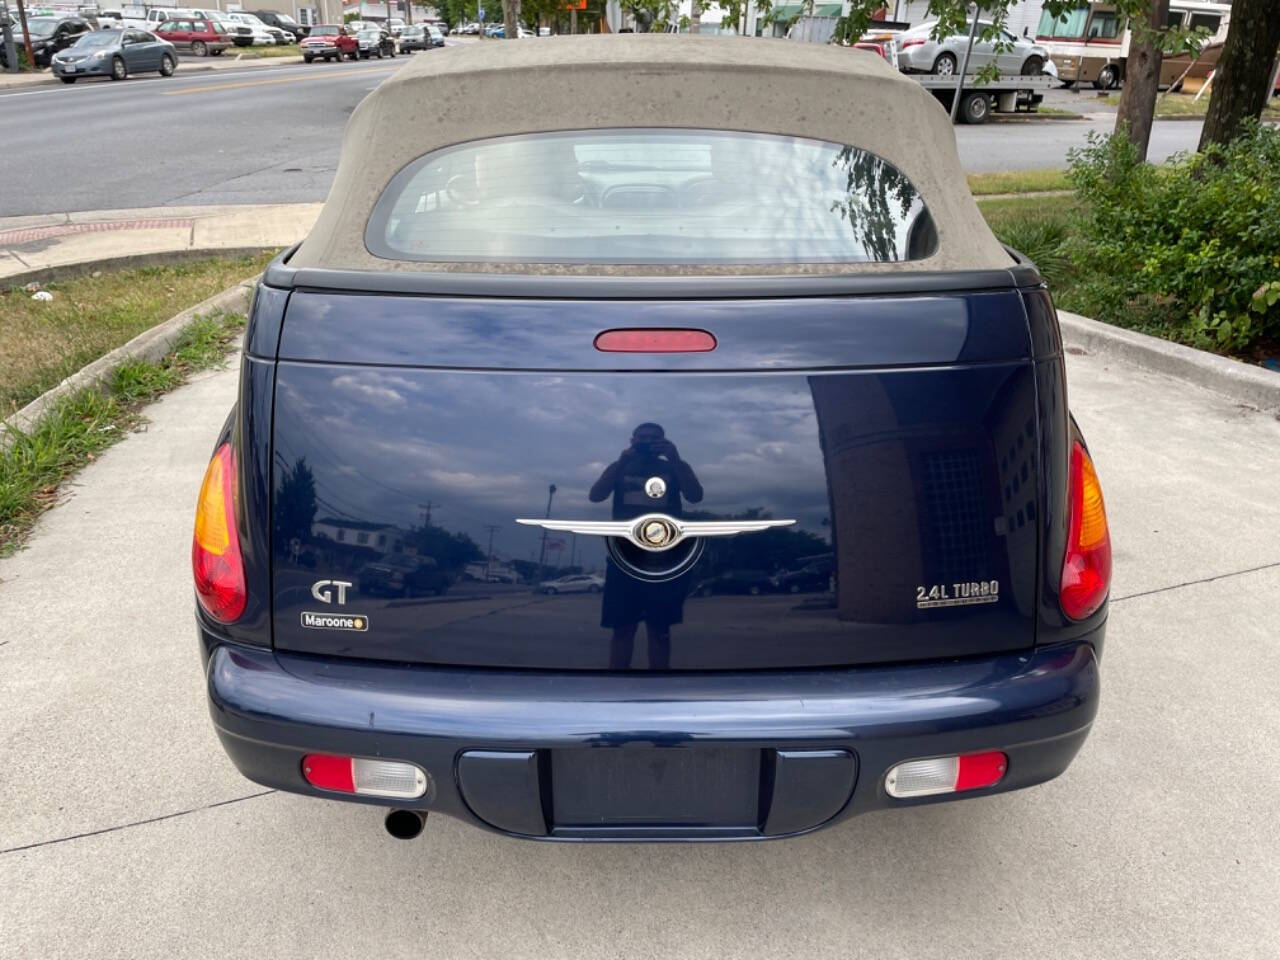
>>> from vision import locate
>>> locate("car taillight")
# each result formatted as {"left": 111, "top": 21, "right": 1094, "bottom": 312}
{"left": 1060, "top": 440, "right": 1111, "bottom": 620}
{"left": 885, "top": 751, "right": 1008, "bottom": 798}
{"left": 901, "top": 37, "right": 926, "bottom": 48}
{"left": 594, "top": 329, "right": 717, "bottom": 353}
{"left": 192, "top": 443, "right": 247, "bottom": 622}
{"left": 302, "top": 754, "right": 428, "bottom": 799}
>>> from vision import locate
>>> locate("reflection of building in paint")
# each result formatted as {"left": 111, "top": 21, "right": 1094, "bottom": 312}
{"left": 312, "top": 517, "right": 402, "bottom": 551}
{"left": 808, "top": 364, "right": 1036, "bottom": 624}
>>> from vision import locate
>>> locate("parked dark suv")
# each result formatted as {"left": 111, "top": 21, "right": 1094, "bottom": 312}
{"left": 250, "top": 9, "right": 308, "bottom": 40}
{"left": 194, "top": 37, "right": 1110, "bottom": 843}
{"left": 0, "top": 15, "right": 91, "bottom": 67}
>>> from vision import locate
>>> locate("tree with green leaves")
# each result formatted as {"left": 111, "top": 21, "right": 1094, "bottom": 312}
{"left": 1198, "top": 0, "right": 1280, "bottom": 150}
{"left": 725, "top": 1, "right": 1212, "bottom": 161}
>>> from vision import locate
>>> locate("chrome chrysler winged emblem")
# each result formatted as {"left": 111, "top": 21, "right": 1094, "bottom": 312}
{"left": 516, "top": 513, "right": 796, "bottom": 553}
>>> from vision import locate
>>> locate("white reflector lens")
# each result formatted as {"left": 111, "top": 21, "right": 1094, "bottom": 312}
{"left": 885, "top": 756, "right": 959, "bottom": 798}
{"left": 351, "top": 758, "right": 428, "bottom": 799}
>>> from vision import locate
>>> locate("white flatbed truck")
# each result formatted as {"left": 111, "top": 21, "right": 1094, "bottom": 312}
{"left": 911, "top": 73, "right": 1056, "bottom": 124}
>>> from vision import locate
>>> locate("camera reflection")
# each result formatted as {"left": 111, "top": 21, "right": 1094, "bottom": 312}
{"left": 588, "top": 423, "right": 703, "bottom": 669}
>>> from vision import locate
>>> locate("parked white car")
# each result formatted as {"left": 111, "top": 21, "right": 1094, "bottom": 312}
{"left": 226, "top": 12, "right": 290, "bottom": 44}
{"left": 536, "top": 573, "right": 604, "bottom": 595}
{"left": 894, "top": 20, "right": 1050, "bottom": 76}
{"left": 223, "top": 12, "right": 279, "bottom": 45}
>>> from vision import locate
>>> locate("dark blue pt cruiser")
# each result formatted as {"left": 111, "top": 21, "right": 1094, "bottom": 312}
{"left": 192, "top": 35, "right": 1110, "bottom": 842}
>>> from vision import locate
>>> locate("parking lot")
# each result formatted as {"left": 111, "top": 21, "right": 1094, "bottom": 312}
{"left": 2, "top": 339, "right": 1277, "bottom": 958}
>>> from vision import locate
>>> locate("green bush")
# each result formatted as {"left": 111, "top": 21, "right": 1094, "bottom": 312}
{"left": 1066, "top": 123, "right": 1280, "bottom": 352}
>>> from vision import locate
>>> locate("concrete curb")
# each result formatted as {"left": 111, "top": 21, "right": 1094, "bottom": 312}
{"left": 1058, "top": 310, "right": 1280, "bottom": 414}
{"left": 2, "top": 277, "right": 256, "bottom": 447}
{"left": 2, "top": 247, "right": 274, "bottom": 290}
{"left": 991, "top": 112, "right": 1085, "bottom": 122}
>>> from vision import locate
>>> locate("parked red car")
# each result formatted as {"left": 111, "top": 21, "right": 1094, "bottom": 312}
{"left": 300, "top": 24, "right": 358, "bottom": 62}
{"left": 153, "top": 17, "right": 230, "bottom": 57}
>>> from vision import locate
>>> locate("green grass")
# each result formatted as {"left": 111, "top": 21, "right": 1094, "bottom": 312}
{"left": 230, "top": 44, "right": 302, "bottom": 58}
{"left": 966, "top": 169, "right": 1072, "bottom": 196}
{"left": 1102, "top": 92, "right": 1280, "bottom": 118}
{"left": 978, "top": 194, "right": 1089, "bottom": 313}
{"left": 0, "top": 310, "right": 246, "bottom": 554}
{"left": 1, "top": 251, "right": 276, "bottom": 415}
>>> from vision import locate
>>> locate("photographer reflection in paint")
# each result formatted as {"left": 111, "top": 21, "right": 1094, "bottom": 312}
{"left": 589, "top": 423, "right": 703, "bottom": 669}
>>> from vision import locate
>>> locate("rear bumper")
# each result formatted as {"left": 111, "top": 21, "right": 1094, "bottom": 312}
{"left": 205, "top": 629, "right": 1101, "bottom": 841}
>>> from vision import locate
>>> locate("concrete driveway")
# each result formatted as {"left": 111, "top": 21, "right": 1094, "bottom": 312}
{"left": 2, "top": 346, "right": 1278, "bottom": 959}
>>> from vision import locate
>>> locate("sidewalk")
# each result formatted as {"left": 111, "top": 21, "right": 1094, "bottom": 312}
{"left": 0, "top": 203, "right": 320, "bottom": 280}
{"left": 1, "top": 322, "right": 1278, "bottom": 958}
{"left": 0, "top": 52, "right": 304, "bottom": 91}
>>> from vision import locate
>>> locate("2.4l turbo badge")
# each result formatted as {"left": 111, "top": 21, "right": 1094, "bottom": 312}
{"left": 300, "top": 611, "right": 369, "bottom": 631}
{"left": 916, "top": 581, "right": 999, "bottom": 609}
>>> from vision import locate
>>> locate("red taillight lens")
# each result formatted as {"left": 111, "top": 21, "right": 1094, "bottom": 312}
{"left": 594, "top": 329, "right": 717, "bottom": 353}
{"left": 1060, "top": 440, "right": 1111, "bottom": 620}
{"left": 302, "top": 753, "right": 355, "bottom": 793}
{"left": 954, "top": 751, "right": 1008, "bottom": 791}
{"left": 192, "top": 443, "right": 247, "bottom": 623}
{"left": 901, "top": 37, "right": 926, "bottom": 48}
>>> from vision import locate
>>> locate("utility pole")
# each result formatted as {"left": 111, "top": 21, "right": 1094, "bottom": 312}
{"left": 1, "top": 2, "right": 18, "bottom": 75}
{"left": 483, "top": 524, "right": 499, "bottom": 581}
{"left": 418, "top": 501, "right": 433, "bottom": 526}
{"left": 535, "top": 483, "right": 556, "bottom": 574}
{"left": 949, "top": 6, "right": 982, "bottom": 124}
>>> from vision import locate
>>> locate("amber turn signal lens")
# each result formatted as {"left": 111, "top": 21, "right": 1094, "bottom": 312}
{"left": 192, "top": 443, "right": 247, "bottom": 623}
{"left": 1060, "top": 440, "right": 1111, "bottom": 620}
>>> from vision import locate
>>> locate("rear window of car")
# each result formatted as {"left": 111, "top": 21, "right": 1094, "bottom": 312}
{"left": 368, "top": 129, "right": 938, "bottom": 265}
{"left": 310, "top": 25, "right": 338, "bottom": 35}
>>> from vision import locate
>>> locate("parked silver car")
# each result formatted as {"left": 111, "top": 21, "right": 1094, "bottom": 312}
{"left": 895, "top": 20, "right": 1049, "bottom": 77}
{"left": 536, "top": 574, "right": 604, "bottom": 595}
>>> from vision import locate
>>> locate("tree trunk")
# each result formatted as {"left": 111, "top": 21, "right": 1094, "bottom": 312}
{"left": 15, "top": 0, "right": 35, "bottom": 69}
{"left": 503, "top": 0, "right": 519, "bottom": 38}
{"left": 1199, "top": 0, "right": 1280, "bottom": 150}
{"left": 689, "top": 0, "right": 701, "bottom": 33}
{"left": 1114, "top": 0, "right": 1167, "bottom": 161}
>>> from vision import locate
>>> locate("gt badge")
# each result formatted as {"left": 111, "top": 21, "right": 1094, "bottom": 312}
{"left": 311, "top": 579, "right": 352, "bottom": 605}
{"left": 301, "top": 611, "right": 369, "bottom": 631}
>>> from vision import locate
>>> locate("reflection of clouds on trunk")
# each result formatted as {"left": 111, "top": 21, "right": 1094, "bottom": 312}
{"left": 271, "top": 366, "right": 837, "bottom": 559}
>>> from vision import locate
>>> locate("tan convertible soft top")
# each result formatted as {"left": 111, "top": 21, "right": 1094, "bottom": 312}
{"left": 291, "top": 34, "right": 1010, "bottom": 276}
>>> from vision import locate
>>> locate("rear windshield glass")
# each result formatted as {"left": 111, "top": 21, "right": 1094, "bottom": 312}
{"left": 310, "top": 25, "right": 338, "bottom": 34}
{"left": 368, "top": 129, "right": 938, "bottom": 265}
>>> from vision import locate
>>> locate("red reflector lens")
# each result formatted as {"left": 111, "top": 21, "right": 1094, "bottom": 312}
{"left": 594, "top": 329, "right": 717, "bottom": 353}
{"left": 302, "top": 754, "right": 355, "bottom": 793}
{"left": 955, "top": 751, "right": 1008, "bottom": 791}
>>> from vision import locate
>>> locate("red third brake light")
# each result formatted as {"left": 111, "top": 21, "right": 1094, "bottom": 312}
{"left": 192, "top": 443, "right": 247, "bottom": 623}
{"left": 594, "top": 329, "right": 717, "bottom": 353}
{"left": 1060, "top": 440, "right": 1112, "bottom": 621}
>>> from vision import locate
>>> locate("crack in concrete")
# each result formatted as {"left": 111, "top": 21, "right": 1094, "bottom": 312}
{"left": 1112, "top": 560, "right": 1280, "bottom": 604}
{"left": 0, "top": 789, "right": 277, "bottom": 857}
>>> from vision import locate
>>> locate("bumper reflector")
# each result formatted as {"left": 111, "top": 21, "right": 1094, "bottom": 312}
{"left": 885, "top": 751, "right": 1008, "bottom": 798}
{"left": 302, "top": 754, "right": 428, "bottom": 800}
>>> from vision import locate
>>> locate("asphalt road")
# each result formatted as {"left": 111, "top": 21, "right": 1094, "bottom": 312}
{"left": 0, "top": 53, "right": 1207, "bottom": 217}
{"left": 3, "top": 337, "right": 1280, "bottom": 958}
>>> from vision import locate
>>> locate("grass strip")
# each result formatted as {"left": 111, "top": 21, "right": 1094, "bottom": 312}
{"left": 230, "top": 44, "right": 302, "bottom": 58}
{"left": 2, "top": 251, "right": 275, "bottom": 414}
{"left": 967, "top": 168, "right": 1071, "bottom": 196}
{"left": 0, "top": 310, "right": 245, "bottom": 555}
{"left": 1102, "top": 92, "right": 1280, "bottom": 118}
